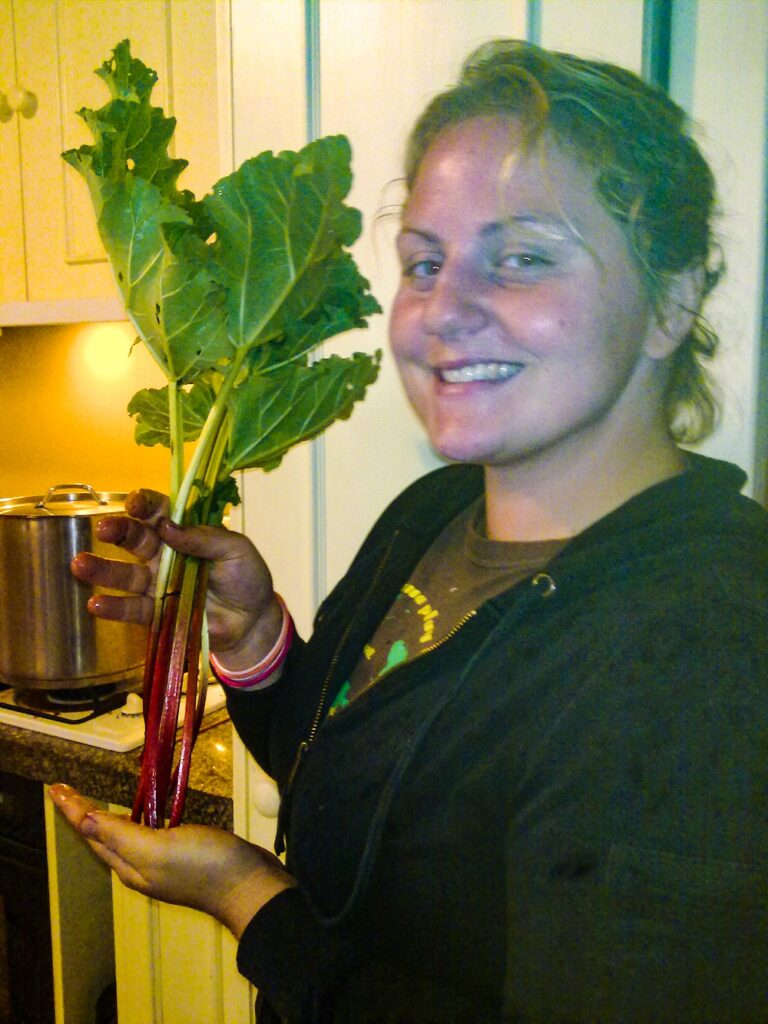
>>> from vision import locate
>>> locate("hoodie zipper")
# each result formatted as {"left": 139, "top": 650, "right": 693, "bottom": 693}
{"left": 275, "top": 553, "right": 556, "bottom": 852}
{"left": 275, "top": 601, "right": 478, "bottom": 855}
{"left": 275, "top": 528, "right": 401, "bottom": 853}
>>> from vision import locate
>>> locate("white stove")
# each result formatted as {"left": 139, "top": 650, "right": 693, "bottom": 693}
{"left": 0, "top": 683, "right": 226, "bottom": 752}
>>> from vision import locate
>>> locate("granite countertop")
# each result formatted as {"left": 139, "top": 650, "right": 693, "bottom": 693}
{"left": 0, "top": 707, "right": 234, "bottom": 829}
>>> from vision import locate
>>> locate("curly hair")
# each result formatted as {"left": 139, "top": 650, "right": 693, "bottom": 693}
{"left": 405, "top": 40, "right": 723, "bottom": 443}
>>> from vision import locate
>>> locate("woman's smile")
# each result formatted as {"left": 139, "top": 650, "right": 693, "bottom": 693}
{"left": 434, "top": 360, "right": 525, "bottom": 385}
{"left": 389, "top": 115, "right": 676, "bottom": 481}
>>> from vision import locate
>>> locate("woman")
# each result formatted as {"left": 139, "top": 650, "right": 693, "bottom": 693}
{"left": 51, "top": 40, "right": 768, "bottom": 1022}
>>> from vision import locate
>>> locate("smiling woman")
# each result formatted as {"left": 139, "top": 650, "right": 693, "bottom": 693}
{"left": 50, "top": 38, "right": 768, "bottom": 1024}
{"left": 391, "top": 116, "right": 687, "bottom": 539}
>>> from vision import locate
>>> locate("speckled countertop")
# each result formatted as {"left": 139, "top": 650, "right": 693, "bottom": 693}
{"left": 0, "top": 707, "right": 234, "bottom": 829}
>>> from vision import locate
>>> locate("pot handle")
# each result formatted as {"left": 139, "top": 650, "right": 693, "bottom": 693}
{"left": 35, "top": 483, "right": 108, "bottom": 509}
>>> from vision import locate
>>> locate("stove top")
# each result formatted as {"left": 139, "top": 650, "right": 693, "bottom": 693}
{"left": 0, "top": 683, "right": 226, "bottom": 752}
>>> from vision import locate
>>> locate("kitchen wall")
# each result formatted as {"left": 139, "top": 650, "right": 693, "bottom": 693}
{"left": 0, "top": 321, "right": 170, "bottom": 497}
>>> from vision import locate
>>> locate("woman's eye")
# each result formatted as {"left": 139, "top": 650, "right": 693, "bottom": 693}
{"left": 402, "top": 258, "right": 442, "bottom": 284}
{"left": 496, "top": 252, "right": 553, "bottom": 274}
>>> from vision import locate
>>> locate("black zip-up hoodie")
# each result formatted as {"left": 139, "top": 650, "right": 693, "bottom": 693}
{"left": 228, "top": 455, "right": 768, "bottom": 1024}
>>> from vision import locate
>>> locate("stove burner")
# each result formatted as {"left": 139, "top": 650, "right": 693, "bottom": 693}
{"left": 21, "top": 683, "right": 122, "bottom": 711}
{"left": 2, "top": 681, "right": 138, "bottom": 724}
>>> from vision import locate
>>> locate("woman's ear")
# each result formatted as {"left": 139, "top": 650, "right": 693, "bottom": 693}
{"left": 643, "top": 266, "right": 705, "bottom": 360}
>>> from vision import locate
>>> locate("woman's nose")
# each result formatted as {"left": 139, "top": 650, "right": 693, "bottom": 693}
{"left": 422, "top": 265, "right": 487, "bottom": 339}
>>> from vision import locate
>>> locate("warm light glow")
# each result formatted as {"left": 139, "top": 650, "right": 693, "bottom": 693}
{"left": 76, "top": 322, "right": 136, "bottom": 380}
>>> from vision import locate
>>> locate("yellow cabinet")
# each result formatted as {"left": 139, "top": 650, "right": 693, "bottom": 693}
{"left": 0, "top": 0, "right": 229, "bottom": 325}
{"left": 111, "top": 883, "right": 252, "bottom": 1024}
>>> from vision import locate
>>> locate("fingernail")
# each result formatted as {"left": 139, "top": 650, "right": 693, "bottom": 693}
{"left": 160, "top": 517, "right": 183, "bottom": 533}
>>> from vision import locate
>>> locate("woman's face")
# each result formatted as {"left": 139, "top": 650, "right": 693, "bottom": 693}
{"left": 390, "top": 116, "right": 671, "bottom": 474}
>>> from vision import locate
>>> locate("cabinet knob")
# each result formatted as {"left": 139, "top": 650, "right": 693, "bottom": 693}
{"left": 0, "top": 92, "right": 11, "bottom": 123}
{"left": 251, "top": 780, "right": 280, "bottom": 819}
{"left": 6, "top": 84, "right": 37, "bottom": 119}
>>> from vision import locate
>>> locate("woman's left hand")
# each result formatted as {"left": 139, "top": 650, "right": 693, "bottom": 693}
{"left": 48, "top": 783, "right": 296, "bottom": 939}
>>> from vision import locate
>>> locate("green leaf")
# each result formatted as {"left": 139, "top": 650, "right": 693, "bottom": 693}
{"left": 156, "top": 225, "right": 234, "bottom": 380}
{"left": 66, "top": 41, "right": 381, "bottom": 527}
{"left": 63, "top": 40, "right": 190, "bottom": 203}
{"left": 128, "top": 381, "right": 215, "bottom": 448}
{"left": 204, "top": 136, "right": 370, "bottom": 349}
{"left": 95, "top": 180, "right": 232, "bottom": 381}
{"left": 95, "top": 38, "right": 157, "bottom": 101}
{"left": 226, "top": 351, "right": 381, "bottom": 474}
{"left": 187, "top": 475, "right": 241, "bottom": 528}
{"left": 249, "top": 284, "right": 381, "bottom": 375}
{"left": 98, "top": 177, "right": 188, "bottom": 360}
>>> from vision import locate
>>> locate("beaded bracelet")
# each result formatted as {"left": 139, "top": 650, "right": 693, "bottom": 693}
{"left": 210, "top": 594, "right": 295, "bottom": 691}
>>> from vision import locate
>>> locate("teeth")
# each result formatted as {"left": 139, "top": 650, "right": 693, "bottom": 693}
{"left": 438, "top": 362, "right": 523, "bottom": 384}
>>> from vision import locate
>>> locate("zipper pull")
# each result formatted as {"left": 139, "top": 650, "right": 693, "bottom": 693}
{"left": 274, "top": 740, "right": 309, "bottom": 856}
{"left": 531, "top": 572, "right": 557, "bottom": 598}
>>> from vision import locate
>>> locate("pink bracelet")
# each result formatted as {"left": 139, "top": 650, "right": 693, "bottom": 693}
{"left": 210, "top": 595, "right": 295, "bottom": 690}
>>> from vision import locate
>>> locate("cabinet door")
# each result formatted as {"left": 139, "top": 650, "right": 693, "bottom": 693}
{"left": 111, "top": 884, "right": 252, "bottom": 1024}
{"left": 0, "top": 0, "right": 26, "bottom": 304}
{"left": 13, "top": 1, "right": 163, "bottom": 303}
{"left": 3, "top": 0, "right": 226, "bottom": 316}
{"left": 44, "top": 793, "right": 114, "bottom": 1024}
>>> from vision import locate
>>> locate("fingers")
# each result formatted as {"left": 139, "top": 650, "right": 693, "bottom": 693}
{"left": 48, "top": 783, "right": 97, "bottom": 829}
{"left": 87, "top": 593, "right": 154, "bottom": 625}
{"left": 72, "top": 551, "right": 153, "bottom": 594}
{"left": 123, "top": 489, "right": 170, "bottom": 524}
{"left": 155, "top": 519, "right": 253, "bottom": 564}
{"left": 71, "top": 553, "right": 154, "bottom": 625}
{"left": 77, "top": 811, "right": 155, "bottom": 890}
{"left": 95, "top": 509, "right": 250, "bottom": 568}
{"left": 49, "top": 784, "right": 155, "bottom": 892}
{"left": 95, "top": 513, "right": 163, "bottom": 563}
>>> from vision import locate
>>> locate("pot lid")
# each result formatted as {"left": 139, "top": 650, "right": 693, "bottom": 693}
{"left": 0, "top": 483, "right": 128, "bottom": 518}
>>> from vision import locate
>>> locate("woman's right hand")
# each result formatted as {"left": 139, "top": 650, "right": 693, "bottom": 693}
{"left": 70, "top": 489, "right": 284, "bottom": 672}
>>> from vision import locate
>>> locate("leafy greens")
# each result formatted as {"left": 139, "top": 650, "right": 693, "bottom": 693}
{"left": 63, "top": 40, "right": 381, "bottom": 826}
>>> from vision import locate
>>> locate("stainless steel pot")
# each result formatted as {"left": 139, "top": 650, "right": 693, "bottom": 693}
{"left": 0, "top": 484, "right": 147, "bottom": 690}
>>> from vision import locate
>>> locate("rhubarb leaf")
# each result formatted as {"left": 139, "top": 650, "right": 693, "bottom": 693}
{"left": 128, "top": 381, "right": 214, "bottom": 448}
{"left": 63, "top": 39, "right": 191, "bottom": 206}
{"left": 65, "top": 39, "right": 382, "bottom": 830}
{"left": 226, "top": 351, "right": 381, "bottom": 474}
{"left": 204, "top": 136, "right": 375, "bottom": 350}
{"left": 91, "top": 181, "right": 231, "bottom": 382}
{"left": 188, "top": 476, "right": 242, "bottom": 528}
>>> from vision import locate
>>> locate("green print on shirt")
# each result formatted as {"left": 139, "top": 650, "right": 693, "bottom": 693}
{"left": 328, "top": 581, "right": 439, "bottom": 715}
{"left": 383, "top": 638, "right": 409, "bottom": 672}
{"left": 328, "top": 638, "right": 410, "bottom": 715}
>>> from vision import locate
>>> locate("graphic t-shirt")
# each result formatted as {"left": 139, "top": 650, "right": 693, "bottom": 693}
{"left": 329, "top": 499, "right": 565, "bottom": 713}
